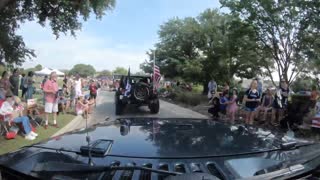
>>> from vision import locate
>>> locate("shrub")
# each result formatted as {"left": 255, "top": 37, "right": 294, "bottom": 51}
{"left": 176, "top": 92, "right": 202, "bottom": 106}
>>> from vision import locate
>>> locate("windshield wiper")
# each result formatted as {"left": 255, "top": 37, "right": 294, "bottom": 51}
{"left": 32, "top": 162, "right": 181, "bottom": 176}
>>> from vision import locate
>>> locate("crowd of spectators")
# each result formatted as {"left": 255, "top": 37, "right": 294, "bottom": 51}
{"left": 0, "top": 69, "right": 102, "bottom": 140}
{"left": 207, "top": 78, "right": 316, "bottom": 127}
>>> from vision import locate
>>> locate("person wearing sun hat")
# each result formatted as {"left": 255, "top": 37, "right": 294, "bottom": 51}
{"left": 0, "top": 91, "right": 38, "bottom": 140}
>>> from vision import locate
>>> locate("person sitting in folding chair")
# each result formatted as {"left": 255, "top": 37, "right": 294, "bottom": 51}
{"left": 0, "top": 91, "right": 38, "bottom": 140}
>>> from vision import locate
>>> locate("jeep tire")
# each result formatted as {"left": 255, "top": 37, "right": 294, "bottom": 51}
{"left": 149, "top": 99, "right": 160, "bottom": 114}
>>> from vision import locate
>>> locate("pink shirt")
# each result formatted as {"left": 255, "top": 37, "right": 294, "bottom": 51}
{"left": 43, "top": 79, "right": 59, "bottom": 103}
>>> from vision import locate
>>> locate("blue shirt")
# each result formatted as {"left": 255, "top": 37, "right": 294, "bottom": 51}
{"left": 220, "top": 96, "right": 228, "bottom": 111}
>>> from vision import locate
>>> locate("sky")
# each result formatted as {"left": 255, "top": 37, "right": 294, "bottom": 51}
{"left": 18, "top": 0, "right": 222, "bottom": 73}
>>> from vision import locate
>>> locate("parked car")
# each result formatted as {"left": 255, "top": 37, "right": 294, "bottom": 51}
{"left": 0, "top": 118, "right": 320, "bottom": 180}
{"left": 114, "top": 75, "right": 159, "bottom": 115}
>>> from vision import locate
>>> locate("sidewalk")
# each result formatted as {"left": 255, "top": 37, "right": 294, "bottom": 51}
{"left": 52, "top": 115, "right": 85, "bottom": 137}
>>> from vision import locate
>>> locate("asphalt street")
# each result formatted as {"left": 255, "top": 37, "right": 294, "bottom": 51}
{"left": 54, "top": 89, "right": 207, "bottom": 135}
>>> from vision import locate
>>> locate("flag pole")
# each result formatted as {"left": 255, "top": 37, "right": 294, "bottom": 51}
{"left": 153, "top": 50, "right": 156, "bottom": 92}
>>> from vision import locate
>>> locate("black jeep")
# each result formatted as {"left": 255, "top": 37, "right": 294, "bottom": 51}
{"left": 115, "top": 75, "right": 160, "bottom": 115}
{"left": 1, "top": 118, "right": 320, "bottom": 180}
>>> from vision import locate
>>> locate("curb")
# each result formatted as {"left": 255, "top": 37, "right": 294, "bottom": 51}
{"left": 52, "top": 115, "right": 85, "bottom": 137}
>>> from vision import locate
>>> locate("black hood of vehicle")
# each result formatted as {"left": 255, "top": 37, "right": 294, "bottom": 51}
{"left": 32, "top": 118, "right": 306, "bottom": 158}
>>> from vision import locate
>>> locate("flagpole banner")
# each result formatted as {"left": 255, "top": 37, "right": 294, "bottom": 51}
{"left": 153, "top": 65, "right": 161, "bottom": 92}
{"left": 125, "top": 67, "right": 131, "bottom": 97}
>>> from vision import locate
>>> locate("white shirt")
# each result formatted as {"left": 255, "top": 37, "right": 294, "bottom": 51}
{"left": 75, "top": 79, "right": 82, "bottom": 92}
{"left": 0, "top": 101, "right": 15, "bottom": 121}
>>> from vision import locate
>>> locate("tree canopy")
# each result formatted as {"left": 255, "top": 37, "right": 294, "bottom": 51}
{"left": 141, "top": 9, "right": 261, "bottom": 92}
{"left": 34, "top": 64, "right": 42, "bottom": 71}
{"left": 69, "top": 64, "right": 96, "bottom": 77}
{"left": 97, "top": 69, "right": 112, "bottom": 77}
{"left": 0, "top": 0, "right": 115, "bottom": 65}
{"left": 113, "top": 67, "right": 128, "bottom": 75}
{"left": 220, "top": 0, "right": 320, "bottom": 84}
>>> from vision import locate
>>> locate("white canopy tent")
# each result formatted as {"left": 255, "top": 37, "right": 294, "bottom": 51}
{"left": 34, "top": 67, "right": 52, "bottom": 75}
{"left": 52, "top": 69, "right": 65, "bottom": 76}
{"left": 35, "top": 67, "right": 65, "bottom": 76}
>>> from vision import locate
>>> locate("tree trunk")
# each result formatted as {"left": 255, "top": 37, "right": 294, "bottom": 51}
{"left": 202, "top": 81, "right": 208, "bottom": 95}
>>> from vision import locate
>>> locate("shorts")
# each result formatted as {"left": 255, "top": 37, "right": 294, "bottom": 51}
{"left": 245, "top": 107, "right": 257, "bottom": 112}
{"left": 76, "top": 110, "right": 83, "bottom": 115}
{"left": 58, "top": 99, "right": 67, "bottom": 104}
{"left": 90, "top": 93, "right": 97, "bottom": 99}
{"left": 75, "top": 90, "right": 82, "bottom": 98}
{"left": 45, "top": 102, "right": 58, "bottom": 113}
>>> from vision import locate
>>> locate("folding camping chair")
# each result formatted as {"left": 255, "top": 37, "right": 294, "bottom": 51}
{"left": 0, "top": 114, "right": 9, "bottom": 136}
{"left": 26, "top": 99, "right": 44, "bottom": 127}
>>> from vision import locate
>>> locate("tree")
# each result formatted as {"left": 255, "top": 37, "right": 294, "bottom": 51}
{"left": 133, "top": 71, "right": 146, "bottom": 76}
{"left": 220, "top": 0, "right": 320, "bottom": 84}
{"left": 141, "top": 17, "right": 203, "bottom": 82}
{"left": 34, "top": 64, "right": 42, "bottom": 71}
{"left": 60, "top": 69, "right": 70, "bottom": 75}
{"left": 197, "top": 9, "right": 262, "bottom": 87}
{"left": 141, "top": 9, "right": 262, "bottom": 93}
{"left": 290, "top": 75, "right": 314, "bottom": 92}
{"left": 113, "top": 67, "right": 128, "bottom": 75}
{"left": 98, "top": 69, "right": 112, "bottom": 76}
{"left": 69, "top": 64, "right": 96, "bottom": 77}
{"left": 0, "top": 0, "right": 115, "bottom": 65}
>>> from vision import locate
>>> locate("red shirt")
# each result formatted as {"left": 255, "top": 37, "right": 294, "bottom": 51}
{"left": 43, "top": 79, "right": 59, "bottom": 103}
{"left": 89, "top": 84, "right": 97, "bottom": 94}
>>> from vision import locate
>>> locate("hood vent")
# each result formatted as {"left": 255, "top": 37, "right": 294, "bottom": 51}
{"left": 100, "top": 160, "right": 224, "bottom": 180}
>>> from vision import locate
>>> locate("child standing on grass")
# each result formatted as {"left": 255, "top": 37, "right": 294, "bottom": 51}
{"left": 76, "top": 96, "right": 89, "bottom": 119}
{"left": 227, "top": 89, "right": 238, "bottom": 124}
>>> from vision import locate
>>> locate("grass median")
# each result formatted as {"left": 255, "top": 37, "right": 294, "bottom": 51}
{"left": 0, "top": 113, "right": 75, "bottom": 155}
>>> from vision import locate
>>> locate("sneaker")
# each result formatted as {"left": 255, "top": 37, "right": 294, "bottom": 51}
{"left": 25, "top": 134, "right": 35, "bottom": 140}
{"left": 44, "top": 124, "right": 48, "bottom": 129}
{"left": 53, "top": 124, "right": 59, "bottom": 128}
{"left": 30, "top": 132, "right": 38, "bottom": 137}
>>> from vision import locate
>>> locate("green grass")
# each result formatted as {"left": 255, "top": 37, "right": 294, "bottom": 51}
{"left": 192, "top": 84, "right": 204, "bottom": 94}
{"left": 0, "top": 114, "right": 75, "bottom": 155}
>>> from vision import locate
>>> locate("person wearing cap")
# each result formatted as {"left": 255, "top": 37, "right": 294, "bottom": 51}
{"left": 0, "top": 92, "right": 38, "bottom": 140}
{"left": 43, "top": 72, "right": 59, "bottom": 129}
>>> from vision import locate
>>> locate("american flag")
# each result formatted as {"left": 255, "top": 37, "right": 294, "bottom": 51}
{"left": 153, "top": 65, "right": 161, "bottom": 91}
